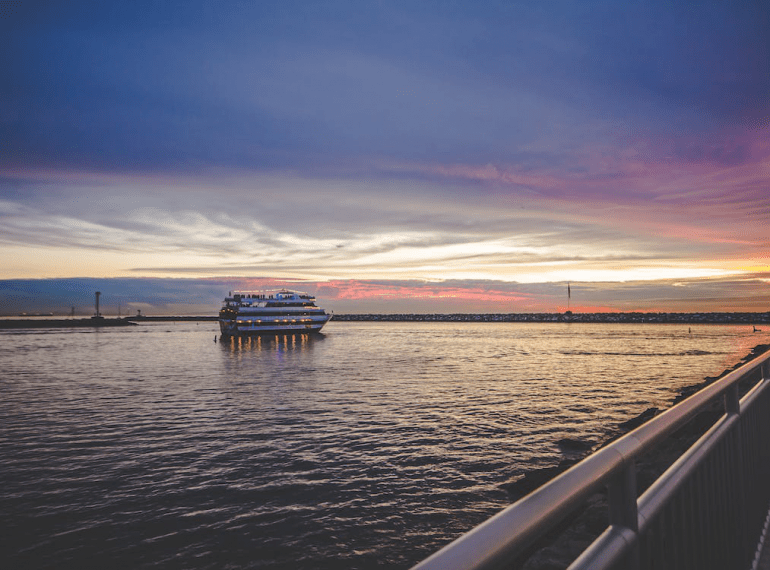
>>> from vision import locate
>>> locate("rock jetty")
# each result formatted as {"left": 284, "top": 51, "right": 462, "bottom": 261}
{"left": 333, "top": 312, "right": 770, "bottom": 324}
{"left": 0, "top": 317, "right": 136, "bottom": 329}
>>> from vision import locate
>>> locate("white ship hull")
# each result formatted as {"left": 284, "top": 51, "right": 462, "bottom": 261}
{"left": 219, "top": 315, "right": 331, "bottom": 336}
{"left": 218, "top": 290, "right": 331, "bottom": 337}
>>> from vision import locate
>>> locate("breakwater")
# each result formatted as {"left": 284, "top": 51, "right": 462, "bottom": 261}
{"left": 333, "top": 312, "right": 770, "bottom": 324}
{"left": 125, "top": 315, "right": 218, "bottom": 322}
{"left": 0, "top": 317, "right": 135, "bottom": 329}
{"left": 39, "top": 312, "right": 766, "bottom": 325}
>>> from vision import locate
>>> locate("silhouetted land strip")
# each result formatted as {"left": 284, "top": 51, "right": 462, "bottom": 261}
{"left": 90, "top": 312, "right": 770, "bottom": 324}
{"left": 6, "top": 313, "right": 766, "bottom": 329}
{"left": 334, "top": 312, "right": 770, "bottom": 324}
{"left": 125, "top": 315, "right": 218, "bottom": 322}
{"left": 0, "top": 317, "right": 136, "bottom": 329}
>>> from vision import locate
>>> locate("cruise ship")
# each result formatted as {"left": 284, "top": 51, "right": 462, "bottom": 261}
{"left": 218, "top": 290, "right": 332, "bottom": 336}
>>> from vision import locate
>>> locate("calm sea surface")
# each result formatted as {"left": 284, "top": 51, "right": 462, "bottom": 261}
{"left": 1, "top": 321, "right": 767, "bottom": 569}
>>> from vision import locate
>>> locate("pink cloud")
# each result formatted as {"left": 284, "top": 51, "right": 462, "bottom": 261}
{"left": 376, "top": 123, "right": 769, "bottom": 256}
{"left": 382, "top": 123, "right": 769, "bottom": 197}
{"left": 318, "top": 280, "right": 531, "bottom": 304}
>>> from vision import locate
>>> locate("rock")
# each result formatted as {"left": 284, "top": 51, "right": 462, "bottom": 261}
{"left": 617, "top": 407, "right": 659, "bottom": 431}
{"left": 556, "top": 438, "right": 594, "bottom": 453}
{"left": 502, "top": 459, "right": 579, "bottom": 501}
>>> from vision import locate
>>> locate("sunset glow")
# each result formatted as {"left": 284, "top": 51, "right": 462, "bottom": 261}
{"left": 1, "top": 1, "right": 768, "bottom": 314}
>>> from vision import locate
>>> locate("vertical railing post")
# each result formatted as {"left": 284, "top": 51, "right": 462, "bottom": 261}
{"left": 608, "top": 460, "right": 639, "bottom": 570}
{"left": 725, "top": 383, "right": 749, "bottom": 567}
{"left": 724, "top": 383, "right": 740, "bottom": 416}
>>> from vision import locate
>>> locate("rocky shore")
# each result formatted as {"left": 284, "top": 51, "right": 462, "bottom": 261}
{"left": 500, "top": 343, "right": 770, "bottom": 569}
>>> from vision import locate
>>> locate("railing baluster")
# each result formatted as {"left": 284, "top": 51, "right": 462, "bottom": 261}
{"left": 704, "top": 465, "right": 715, "bottom": 570}
{"left": 607, "top": 460, "right": 639, "bottom": 570}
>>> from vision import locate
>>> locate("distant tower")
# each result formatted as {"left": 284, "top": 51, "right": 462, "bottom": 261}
{"left": 95, "top": 291, "right": 101, "bottom": 317}
{"left": 71, "top": 306, "right": 75, "bottom": 318}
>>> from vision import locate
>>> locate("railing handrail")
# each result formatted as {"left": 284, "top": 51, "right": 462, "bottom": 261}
{"left": 412, "top": 349, "right": 770, "bottom": 570}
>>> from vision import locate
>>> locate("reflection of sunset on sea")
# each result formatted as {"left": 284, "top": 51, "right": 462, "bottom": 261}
{"left": 1, "top": 1, "right": 767, "bottom": 315}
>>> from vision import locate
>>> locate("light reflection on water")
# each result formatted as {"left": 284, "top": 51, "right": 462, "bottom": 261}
{"left": 1, "top": 321, "right": 766, "bottom": 569}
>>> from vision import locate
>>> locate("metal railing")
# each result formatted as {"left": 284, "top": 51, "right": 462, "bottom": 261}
{"left": 413, "top": 349, "right": 770, "bottom": 570}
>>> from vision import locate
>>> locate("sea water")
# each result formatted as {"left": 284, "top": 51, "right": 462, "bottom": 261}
{"left": 1, "top": 321, "right": 766, "bottom": 569}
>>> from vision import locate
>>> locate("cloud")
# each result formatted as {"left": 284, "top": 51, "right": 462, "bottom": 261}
{"left": 1, "top": 162, "right": 765, "bottom": 286}
{"left": 2, "top": 274, "right": 768, "bottom": 316}
{"left": 4, "top": 1, "right": 766, "bottom": 173}
{"left": 0, "top": 1, "right": 767, "bottom": 312}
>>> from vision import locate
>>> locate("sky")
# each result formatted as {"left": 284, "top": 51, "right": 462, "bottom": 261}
{"left": 1, "top": 0, "right": 768, "bottom": 314}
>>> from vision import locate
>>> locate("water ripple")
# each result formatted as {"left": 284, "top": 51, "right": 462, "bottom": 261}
{"left": 1, "top": 321, "right": 764, "bottom": 568}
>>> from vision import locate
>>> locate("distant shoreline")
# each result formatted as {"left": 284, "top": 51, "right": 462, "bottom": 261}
{"left": 0, "top": 317, "right": 136, "bottom": 329}
{"left": 3, "top": 312, "right": 768, "bottom": 326}
{"left": 331, "top": 312, "right": 770, "bottom": 324}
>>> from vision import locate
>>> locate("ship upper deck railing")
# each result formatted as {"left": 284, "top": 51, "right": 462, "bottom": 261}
{"left": 412, "top": 348, "right": 770, "bottom": 570}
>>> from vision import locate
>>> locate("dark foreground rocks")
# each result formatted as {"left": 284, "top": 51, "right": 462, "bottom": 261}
{"left": 501, "top": 343, "right": 770, "bottom": 569}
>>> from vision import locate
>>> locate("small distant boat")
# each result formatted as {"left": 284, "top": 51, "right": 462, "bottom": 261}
{"left": 218, "top": 290, "right": 332, "bottom": 337}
